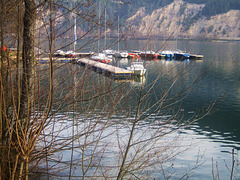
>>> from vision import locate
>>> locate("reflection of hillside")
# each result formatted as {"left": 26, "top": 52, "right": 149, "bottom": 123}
{"left": 142, "top": 51, "right": 240, "bottom": 150}
{"left": 181, "top": 63, "right": 240, "bottom": 150}
{"left": 38, "top": 40, "right": 240, "bottom": 152}
{"left": 202, "top": 41, "right": 240, "bottom": 74}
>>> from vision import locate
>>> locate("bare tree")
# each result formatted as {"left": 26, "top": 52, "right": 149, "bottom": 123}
{"left": 1, "top": 0, "right": 217, "bottom": 179}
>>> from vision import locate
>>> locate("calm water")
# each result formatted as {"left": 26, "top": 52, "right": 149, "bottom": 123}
{"left": 42, "top": 39, "right": 240, "bottom": 179}
{"left": 129, "top": 39, "right": 240, "bottom": 179}
{"left": 103, "top": 39, "right": 240, "bottom": 179}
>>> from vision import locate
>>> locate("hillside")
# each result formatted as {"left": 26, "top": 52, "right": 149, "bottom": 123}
{"left": 125, "top": 0, "right": 240, "bottom": 39}
{"left": 48, "top": 0, "right": 240, "bottom": 40}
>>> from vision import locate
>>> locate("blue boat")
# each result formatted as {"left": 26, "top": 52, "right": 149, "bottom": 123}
{"left": 174, "top": 50, "right": 190, "bottom": 60}
{"left": 161, "top": 50, "right": 174, "bottom": 59}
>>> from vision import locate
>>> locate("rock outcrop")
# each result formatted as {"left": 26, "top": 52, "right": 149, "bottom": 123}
{"left": 126, "top": 0, "right": 240, "bottom": 39}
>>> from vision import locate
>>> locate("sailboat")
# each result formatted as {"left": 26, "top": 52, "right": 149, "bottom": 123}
{"left": 54, "top": 13, "right": 77, "bottom": 59}
{"left": 90, "top": 53, "right": 111, "bottom": 63}
{"left": 114, "top": 16, "right": 128, "bottom": 58}
{"left": 90, "top": 5, "right": 111, "bottom": 63}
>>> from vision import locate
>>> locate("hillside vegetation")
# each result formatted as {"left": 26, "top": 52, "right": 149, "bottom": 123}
{"left": 34, "top": 0, "right": 240, "bottom": 39}
{"left": 64, "top": 0, "right": 240, "bottom": 25}
{"left": 104, "top": 0, "right": 240, "bottom": 22}
{"left": 126, "top": 0, "right": 240, "bottom": 39}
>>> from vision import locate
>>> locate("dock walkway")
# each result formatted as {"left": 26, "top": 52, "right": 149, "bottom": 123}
{"left": 76, "top": 58, "right": 133, "bottom": 78}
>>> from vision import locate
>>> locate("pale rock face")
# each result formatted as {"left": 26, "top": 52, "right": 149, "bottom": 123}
{"left": 126, "top": 0, "right": 240, "bottom": 39}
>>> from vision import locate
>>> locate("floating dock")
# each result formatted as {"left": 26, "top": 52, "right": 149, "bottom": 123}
{"left": 76, "top": 58, "right": 133, "bottom": 78}
{"left": 39, "top": 58, "right": 136, "bottom": 78}
{"left": 39, "top": 57, "right": 76, "bottom": 63}
{"left": 189, "top": 54, "right": 204, "bottom": 59}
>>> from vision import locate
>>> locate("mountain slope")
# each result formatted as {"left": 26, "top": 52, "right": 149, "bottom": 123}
{"left": 126, "top": 0, "right": 240, "bottom": 39}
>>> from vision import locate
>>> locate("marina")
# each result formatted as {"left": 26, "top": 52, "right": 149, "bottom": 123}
{"left": 40, "top": 47, "right": 203, "bottom": 79}
{"left": 40, "top": 57, "right": 133, "bottom": 78}
{"left": 2, "top": 0, "right": 240, "bottom": 178}
{"left": 52, "top": 49, "right": 204, "bottom": 61}
{"left": 35, "top": 38, "right": 239, "bottom": 180}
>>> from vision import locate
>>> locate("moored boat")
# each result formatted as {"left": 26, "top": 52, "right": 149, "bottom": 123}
{"left": 90, "top": 52, "right": 111, "bottom": 63}
{"left": 54, "top": 50, "right": 65, "bottom": 57}
{"left": 103, "top": 49, "right": 115, "bottom": 59}
{"left": 174, "top": 50, "right": 190, "bottom": 60}
{"left": 65, "top": 50, "right": 77, "bottom": 58}
{"left": 128, "top": 50, "right": 141, "bottom": 59}
{"left": 114, "top": 51, "right": 128, "bottom": 58}
{"left": 140, "top": 51, "right": 157, "bottom": 60}
{"left": 160, "top": 50, "right": 174, "bottom": 59}
{"left": 126, "top": 62, "right": 146, "bottom": 76}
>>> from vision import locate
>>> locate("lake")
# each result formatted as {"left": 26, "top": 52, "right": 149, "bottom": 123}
{"left": 39, "top": 39, "right": 240, "bottom": 179}
{"left": 130, "top": 39, "right": 240, "bottom": 179}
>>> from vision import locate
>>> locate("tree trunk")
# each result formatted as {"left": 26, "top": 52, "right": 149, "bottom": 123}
{"left": 21, "top": 0, "right": 36, "bottom": 120}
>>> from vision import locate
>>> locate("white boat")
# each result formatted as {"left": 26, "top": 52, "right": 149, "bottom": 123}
{"left": 114, "top": 51, "right": 129, "bottom": 58}
{"left": 161, "top": 50, "right": 175, "bottom": 59}
{"left": 65, "top": 50, "right": 77, "bottom": 58}
{"left": 127, "top": 62, "right": 146, "bottom": 76}
{"left": 90, "top": 52, "right": 111, "bottom": 63}
{"left": 54, "top": 50, "right": 65, "bottom": 57}
{"left": 103, "top": 49, "right": 115, "bottom": 59}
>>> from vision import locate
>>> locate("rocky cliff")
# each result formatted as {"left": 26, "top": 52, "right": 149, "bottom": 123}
{"left": 126, "top": 0, "right": 240, "bottom": 39}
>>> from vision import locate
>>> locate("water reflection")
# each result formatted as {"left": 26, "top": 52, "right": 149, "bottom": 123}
{"left": 114, "top": 76, "right": 146, "bottom": 87}
{"left": 38, "top": 40, "right": 240, "bottom": 179}
{"left": 131, "top": 40, "right": 240, "bottom": 178}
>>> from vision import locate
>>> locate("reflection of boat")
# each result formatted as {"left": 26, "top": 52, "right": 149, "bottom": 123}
{"left": 130, "top": 75, "right": 146, "bottom": 87}
{"left": 90, "top": 53, "right": 111, "bottom": 63}
{"left": 113, "top": 76, "right": 146, "bottom": 87}
{"left": 127, "top": 62, "right": 146, "bottom": 76}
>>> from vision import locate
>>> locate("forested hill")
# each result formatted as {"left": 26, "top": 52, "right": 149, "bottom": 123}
{"left": 135, "top": 0, "right": 240, "bottom": 17}
{"left": 106, "top": 0, "right": 240, "bottom": 20}
{"left": 58, "top": 0, "right": 240, "bottom": 39}
{"left": 68, "top": 0, "right": 240, "bottom": 23}
{"left": 184, "top": 0, "right": 240, "bottom": 17}
{"left": 125, "top": 0, "right": 240, "bottom": 39}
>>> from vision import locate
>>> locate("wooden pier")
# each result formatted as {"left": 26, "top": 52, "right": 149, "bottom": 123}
{"left": 189, "top": 54, "right": 204, "bottom": 59}
{"left": 39, "top": 57, "right": 77, "bottom": 63}
{"left": 76, "top": 58, "right": 133, "bottom": 78}
{"left": 39, "top": 58, "right": 133, "bottom": 78}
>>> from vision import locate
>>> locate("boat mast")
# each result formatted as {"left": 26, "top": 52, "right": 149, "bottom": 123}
{"left": 98, "top": 2, "right": 101, "bottom": 52}
{"left": 118, "top": 15, "right": 120, "bottom": 52}
{"left": 104, "top": 8, "right": 107, "bottom": 50}
{"left": 74, "top": 12, "right": 77, "bottom": 52}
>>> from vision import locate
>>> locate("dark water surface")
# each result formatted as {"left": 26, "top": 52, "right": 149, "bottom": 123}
{"left": 94, "top": 39, "right": 240, "bottom": 179}
{"left": 134, "top": 39, "right": 240, "bottom": 179}
{"left": 47, "top": 39, "right": 240, "bottom": 179}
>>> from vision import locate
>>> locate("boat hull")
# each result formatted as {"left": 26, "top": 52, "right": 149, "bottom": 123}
{"left": 174, "top": 52, "right": 190, "bottom": 60}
